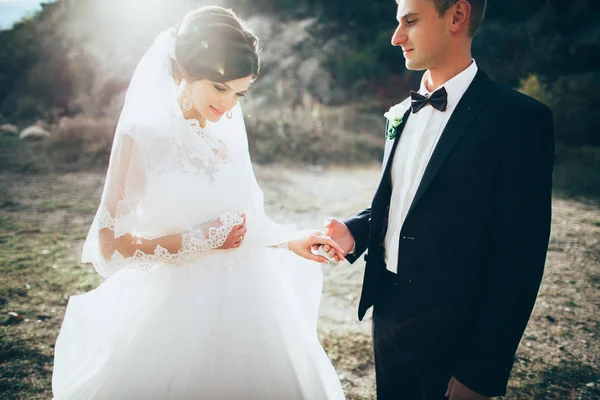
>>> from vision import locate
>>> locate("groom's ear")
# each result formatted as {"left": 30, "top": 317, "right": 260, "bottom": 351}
{"left": 448, "top": 0, "right": 472, "bottom": 36}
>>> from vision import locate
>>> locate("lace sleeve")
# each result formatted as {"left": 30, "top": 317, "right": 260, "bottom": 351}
{"left": 181, "top": 212, "right": 244, "bottom": 253}
{"left": 97, "top": 211, "right": 243, "bottom": 278}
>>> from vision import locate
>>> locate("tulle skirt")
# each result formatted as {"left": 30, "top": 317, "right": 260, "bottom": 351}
{"left": 52, "top": 247, "right": 345, "bottom": 399}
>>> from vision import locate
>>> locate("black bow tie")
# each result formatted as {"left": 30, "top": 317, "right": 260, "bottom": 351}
{"left": 410, "top": 87, "right": 448, "bottom": 113}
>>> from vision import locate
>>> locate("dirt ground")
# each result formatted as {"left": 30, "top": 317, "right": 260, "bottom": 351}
{"left": 1, "top": 165, "right": 599, "bottom": 399}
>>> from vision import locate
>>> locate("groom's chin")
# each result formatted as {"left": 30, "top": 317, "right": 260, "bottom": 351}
{"left": 404, "top": 60, "right": 427, "bottom": 72}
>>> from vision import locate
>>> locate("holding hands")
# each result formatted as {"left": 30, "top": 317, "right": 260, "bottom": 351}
{"left": 288, "top": 231, "right": 346, "bottom": 264}
{"left": 289, "top": 217, "right": 356, "bottom": 264}
{"left": 323, "top": 218, "right": 355, "bottom": 256}
{"left": 309, "top": 218, "right": 356, "bottom": 263}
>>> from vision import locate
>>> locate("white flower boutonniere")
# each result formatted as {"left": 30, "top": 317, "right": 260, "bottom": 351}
{"left": 384, "top": 99, "right": 410, "bottom": 139}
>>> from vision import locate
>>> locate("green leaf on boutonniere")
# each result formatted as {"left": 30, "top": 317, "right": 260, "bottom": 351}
{"left": 386, "top": 117, "right": 403, "bottom": 139}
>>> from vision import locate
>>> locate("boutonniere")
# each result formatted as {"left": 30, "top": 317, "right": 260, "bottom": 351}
{"left": 384, "top": 99, "right": 410, "bottom": 139}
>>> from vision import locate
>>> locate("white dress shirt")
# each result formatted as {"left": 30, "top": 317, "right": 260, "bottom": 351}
{"left": 384, "top": 60, "right": 478, "bottom": 273}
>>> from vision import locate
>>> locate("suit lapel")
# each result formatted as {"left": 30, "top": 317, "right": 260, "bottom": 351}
{"left": 405, "top": 70, "right": 492, "bottom": 219}
{"left": 374, "top": 108, "right": 412, "bottom": 201}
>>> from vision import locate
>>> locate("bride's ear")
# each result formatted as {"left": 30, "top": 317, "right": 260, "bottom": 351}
{"left": 171, "top": 58, "right": 183, "bottom": 85}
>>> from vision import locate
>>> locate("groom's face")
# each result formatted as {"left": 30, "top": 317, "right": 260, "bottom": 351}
{"left": 392, "top": 0, "right": 453, "bottom": 71}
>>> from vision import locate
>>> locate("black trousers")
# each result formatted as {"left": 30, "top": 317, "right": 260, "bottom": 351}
{"left": 372, "top": 270, "right": 454, "bottom": 400}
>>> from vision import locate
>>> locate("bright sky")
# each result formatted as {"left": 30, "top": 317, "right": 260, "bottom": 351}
{"left": 0, "top": 0, "right": 45, "bottom": 29}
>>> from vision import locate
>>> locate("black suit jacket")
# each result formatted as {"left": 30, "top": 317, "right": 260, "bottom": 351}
{"left": 344, "top": 70, "right": 554, "bottom": 397}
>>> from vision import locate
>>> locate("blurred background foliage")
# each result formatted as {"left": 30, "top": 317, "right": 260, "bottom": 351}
{"left": 0, "top": 0, "right": 598, "bottom": 197}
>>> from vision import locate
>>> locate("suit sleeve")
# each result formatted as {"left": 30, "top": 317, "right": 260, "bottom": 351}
{"left": 453, "top": 104, "right": 555, "bottom": 396}
{"left": 343, "top": 208, "right": 371, "bottom": 264}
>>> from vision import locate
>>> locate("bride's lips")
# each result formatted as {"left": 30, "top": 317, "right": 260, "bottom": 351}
{"left": 210, "top": 106, "right": 225, "bottom": 117}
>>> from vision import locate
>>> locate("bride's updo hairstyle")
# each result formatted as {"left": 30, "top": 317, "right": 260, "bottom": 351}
{"left": 171, "top": 6, "right": 260, "bottom": 84}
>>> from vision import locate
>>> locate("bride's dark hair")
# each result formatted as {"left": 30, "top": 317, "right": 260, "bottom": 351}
{"left": 171, "top": 6, "right": 259, "bottom": 84}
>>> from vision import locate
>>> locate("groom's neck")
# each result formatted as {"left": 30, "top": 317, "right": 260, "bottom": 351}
{"left": 424, "top": 47, "right": 473, "bottom": 92}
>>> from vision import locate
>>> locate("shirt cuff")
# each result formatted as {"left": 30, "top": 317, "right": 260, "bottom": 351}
{"left": 348, "top": 242, "right": 356, "bottom": 255}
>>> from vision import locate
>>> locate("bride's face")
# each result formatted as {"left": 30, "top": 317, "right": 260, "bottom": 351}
{"left": 186, "top": 75, "right": 253, "bottom": 122}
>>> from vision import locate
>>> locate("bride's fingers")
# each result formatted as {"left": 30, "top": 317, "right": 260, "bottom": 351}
{"left": 322, "top": 244, "right": 331, "bottom": 253}
{"left": 302, "top": 248, "right": 330, "bottom": 264}
{"left": 315, "top": 237, "right": 345, "bottom": 260}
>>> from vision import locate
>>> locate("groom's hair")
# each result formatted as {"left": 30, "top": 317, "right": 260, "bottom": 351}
{"left": 402, "top": 0, "right": 486, "bottom": 37}
{"left": 172, "top": 6, "right": 260, "bottom": 83}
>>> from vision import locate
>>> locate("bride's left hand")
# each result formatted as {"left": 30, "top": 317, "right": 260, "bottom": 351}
{"left": 288, "top": 232, "right": 346, "bottom": 264}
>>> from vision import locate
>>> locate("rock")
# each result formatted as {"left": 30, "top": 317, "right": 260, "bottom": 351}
{"left": 35, "top": 119, "right": 49, "bottom": 130}
{"left": 242, "top": 16, "right": 338, "bottom": 106}
{"left": 3, "top": 312, "right": 24, "bottom": 326}
{"left": 19, "top": 125, "right": 50, "bottom": 141}
{"left": 0, "top": 123, "right": 18, "bottom": 135}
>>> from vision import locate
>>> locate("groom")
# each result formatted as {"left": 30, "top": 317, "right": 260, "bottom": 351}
{"left": 324, "top": 0, "right": 554, "bottom": 398}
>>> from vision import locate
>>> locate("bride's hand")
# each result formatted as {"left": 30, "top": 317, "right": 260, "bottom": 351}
{"left": 288, "top": 232, "right": 346, "bottom": 264}
{"left": 219, "top": 214, "right": 247, "bottom": 249}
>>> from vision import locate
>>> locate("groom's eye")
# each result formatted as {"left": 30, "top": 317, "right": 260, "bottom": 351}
{"left": 406, "top": 19, "right": 417, "bottom": 26}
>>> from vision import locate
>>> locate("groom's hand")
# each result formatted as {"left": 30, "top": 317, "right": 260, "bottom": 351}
{"left": 321, "top": 218, "right": 355, "bottom": 256}
{"left": 446, "top": 376, "right": 490, "bottom": 400}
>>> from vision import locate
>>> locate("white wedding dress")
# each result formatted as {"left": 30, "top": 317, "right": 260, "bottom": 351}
{"left": 51, "top": 30, "right": 346, "bottom": 400}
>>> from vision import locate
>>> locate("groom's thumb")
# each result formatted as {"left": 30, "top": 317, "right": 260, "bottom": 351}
{"left": 324, "top": 218, "right": 335, "bottom": 232}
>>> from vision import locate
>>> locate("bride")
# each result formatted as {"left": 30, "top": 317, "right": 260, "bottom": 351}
{"left": 52, "top": 6, "right": 346, "bottom": 400}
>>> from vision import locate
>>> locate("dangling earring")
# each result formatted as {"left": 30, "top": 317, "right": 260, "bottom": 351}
{"left": 181, "top": 84, "right": 193, "bottom": 111}
{"left": 226, "top": 110, "right": 232, "bottom": 119}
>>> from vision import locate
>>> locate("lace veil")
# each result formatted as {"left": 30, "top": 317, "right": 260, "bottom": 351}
{"left": 82, "top": 29, "right": 300, "bottom": 278}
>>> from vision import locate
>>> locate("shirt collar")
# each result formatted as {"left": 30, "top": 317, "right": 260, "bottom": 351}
{"left": 419, "top": 59, "right": 478, "bottom": 108}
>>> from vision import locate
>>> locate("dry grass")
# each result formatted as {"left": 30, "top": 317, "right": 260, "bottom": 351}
{"left": 50, "top": 115, "right": 115, "bottom": 166}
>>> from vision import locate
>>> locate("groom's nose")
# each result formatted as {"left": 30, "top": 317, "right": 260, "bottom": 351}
{"left": 391, "top": 26, "right": 407, "bottom": 47}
